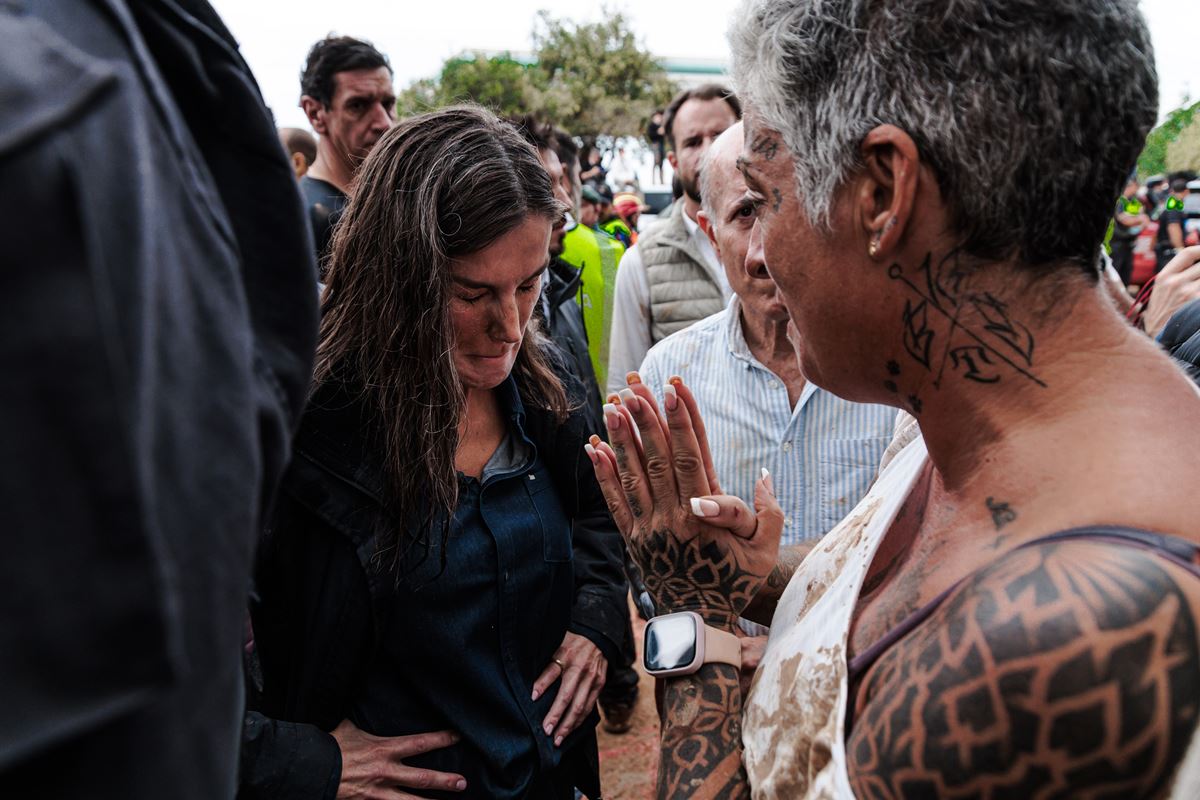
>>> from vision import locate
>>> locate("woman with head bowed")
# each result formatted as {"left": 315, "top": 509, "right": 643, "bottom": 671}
{"left": 250, "top": 106, "right": 626, "bottom": 800}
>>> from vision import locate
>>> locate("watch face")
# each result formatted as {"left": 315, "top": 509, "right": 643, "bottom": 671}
{"left": 645, "top": 614, "right": 698, "bottom": 671}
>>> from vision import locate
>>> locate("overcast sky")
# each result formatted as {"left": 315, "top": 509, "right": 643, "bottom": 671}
{"left": 209, "top": 0, "right": 1197, "bottom": 132}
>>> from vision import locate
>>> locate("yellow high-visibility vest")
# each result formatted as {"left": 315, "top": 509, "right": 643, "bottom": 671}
{"left": 601, "top": 217, "right": 635, "bottom": 248}
{"left": 560, "top": 225, "right": 625, "bottom": 393}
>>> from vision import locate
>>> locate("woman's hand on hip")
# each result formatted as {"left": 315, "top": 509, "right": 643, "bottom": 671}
{"left": 584, "top": 375, "right": 785, "bottom": 631}
{"left": 331, "top": 719, "right": 466, "bottom": 799}
{"left": 532, "top": 631, "right": 607, "bottom": 747}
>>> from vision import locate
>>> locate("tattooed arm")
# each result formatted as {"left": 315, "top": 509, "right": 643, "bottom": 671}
{"left": 848, "top": 541, "right": 1200, "bottom": 799}
{"left": 658, "top": 665, "right": 748, "bottom": 799}
{"left": 740, "top": 543, "right": 814, "bottom": 627}
{"left": 585, "top": 379, "right": 784, "bottom": 799}
{"left": 631, "top": 531, "right": 769, "bottom": 799}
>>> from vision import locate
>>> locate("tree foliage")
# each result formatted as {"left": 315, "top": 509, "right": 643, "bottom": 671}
{"left": 397, "top": 53, "right": 541, "bottom": 117}
{"left": 531, "top": 10, "right": 677, "bottom": 140}
{"left": 395, "top": 8, "right": 677, "bottom": 140}
{"left": 1137, "top": 99, "right": 1200, "bottom": 177}
{"left": 1166, "top": 115, "right": 1200, "bottom": 173}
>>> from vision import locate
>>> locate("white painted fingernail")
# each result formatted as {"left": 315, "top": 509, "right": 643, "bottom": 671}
{"left": 603, "top": 404, "right": 621, "bottom": 430}
{"left": 555, "top": 735, "right": 563, "bottom": 747}
{"left": 691, "top": 497, "right": 720, "bottom": 517}
{"left": 584, "top": 443, "right": 597, "bottom": 460}
{"left": 761, "top": 467, "right": 770, "bottom": 480}
{"left": 664, "top": 383, "right": 678, "bottom": 410}
{"left": 618, "top": 388, "right": 637, "bottom": 404}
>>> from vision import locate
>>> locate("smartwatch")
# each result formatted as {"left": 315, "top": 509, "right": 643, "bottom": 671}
{"left": 642, "top": 611, "right": 742, "bottom": 677}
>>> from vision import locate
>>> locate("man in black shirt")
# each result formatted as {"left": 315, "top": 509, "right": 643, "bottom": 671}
{"left": 298, "top": 36, "right": 395, "bottom": 275}
{"left": 1156, "top": 178, "right": 1190, "bottom": 272}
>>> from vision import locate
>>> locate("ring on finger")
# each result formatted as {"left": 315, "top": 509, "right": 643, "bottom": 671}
{"left": 553, "top": 658, "right": 566, "bottom": 670}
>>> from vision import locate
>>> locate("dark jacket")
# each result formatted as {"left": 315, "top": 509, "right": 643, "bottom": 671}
{"left": 1160, "top": 298, "right": 1200, "bottom": 386}
{"left": 544, "top": 257, "right": 603, "bottom": 427}
{"left": 241, "top": 364, "right": 627, "bottom": 798}
{"left": 0, "top": 0, "right": 317, "bottom": 796}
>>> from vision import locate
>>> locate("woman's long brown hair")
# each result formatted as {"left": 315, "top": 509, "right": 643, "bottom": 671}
{"left": 313, "top": 105, "right": 568, "bottom": 576}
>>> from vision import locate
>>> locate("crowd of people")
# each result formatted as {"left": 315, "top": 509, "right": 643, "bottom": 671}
{"left": 6, "top": 0, "right": 1200, "bottom": 799}
{"left": 1109, "top": 172, "right": 1200, "bottom": 287}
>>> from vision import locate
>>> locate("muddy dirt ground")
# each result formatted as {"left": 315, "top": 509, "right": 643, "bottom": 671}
{"left": 595, "top": 608, "right": 657, "bottom": 799}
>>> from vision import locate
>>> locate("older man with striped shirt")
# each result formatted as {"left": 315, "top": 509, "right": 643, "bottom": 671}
{"left": 635, "top": 122, "right": 895, "bottom": 642}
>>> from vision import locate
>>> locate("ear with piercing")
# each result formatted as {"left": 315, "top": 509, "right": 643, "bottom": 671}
{"left": 869, "top": 216, "right": 897, "bottom": 258}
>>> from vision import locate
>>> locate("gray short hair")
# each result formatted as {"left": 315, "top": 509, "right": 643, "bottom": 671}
{"left": 728, "top": 0, "right": 1158, "bottom": 273}
{"left": 699, "top": 147, "right": 720, "bottom": 223}
{"left": 700, "top": 123, "right": 744, "bottom": 224}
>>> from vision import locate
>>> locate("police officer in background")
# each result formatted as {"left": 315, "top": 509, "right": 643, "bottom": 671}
{"left": 1111, "top": 176, "right": 1147, "bottom": 285}
{"left": 1157, "top": 178, "right": 1191, "bottom": 272}
{"left": 559, "top": 162, "right": 626, "bottom": 396}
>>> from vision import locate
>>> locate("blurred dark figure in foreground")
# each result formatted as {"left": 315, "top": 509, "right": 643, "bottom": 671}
{"left": 0, "top": 1, "right": 317, "bottom": 796}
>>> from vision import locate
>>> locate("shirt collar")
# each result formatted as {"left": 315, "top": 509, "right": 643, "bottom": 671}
{"left": 724, "top": 295, "right": 754, "bottom": 363}
{"left": 493, "top": 374, "right": 527, "bottom": 427}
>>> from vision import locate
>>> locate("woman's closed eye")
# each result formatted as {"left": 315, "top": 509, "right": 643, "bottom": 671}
{"left": 519, "top": 266, "right": 547, "bottom": 295}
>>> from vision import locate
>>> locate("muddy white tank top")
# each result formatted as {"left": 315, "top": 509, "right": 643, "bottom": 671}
{"left": 741, "top": 417, "right": 1200, "bottom": 797}
{"left": 742, "top": 417, "right": 927, "bottom": 798}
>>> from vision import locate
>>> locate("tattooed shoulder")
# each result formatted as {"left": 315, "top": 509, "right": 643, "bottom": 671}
{"left": 848, "top": 540, "right": 1200, "bottom": 798}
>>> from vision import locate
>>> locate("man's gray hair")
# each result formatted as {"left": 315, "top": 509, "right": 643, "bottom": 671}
{"left": 696, "top": 142, "right": 720, "bottom": 224}
{"left": 699, "top": 144, "right": 721, "bottom": 224}
{"left": 699, "top": 122, "right": 745, "bottom": 225}
{"left": 728, "top": 0, "right": 1158, "bottom": 273}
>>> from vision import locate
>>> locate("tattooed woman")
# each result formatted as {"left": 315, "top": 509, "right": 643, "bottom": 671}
{"left": 587, "top": 0, "right": 1200, "bottom": 798}
{"left": 248, "top": 107, "right": 627, "bottom": 799}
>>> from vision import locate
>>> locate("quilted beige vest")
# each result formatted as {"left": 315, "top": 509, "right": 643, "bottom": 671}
{"left": 640, "top": 201, "right": 725, "bottom": 343}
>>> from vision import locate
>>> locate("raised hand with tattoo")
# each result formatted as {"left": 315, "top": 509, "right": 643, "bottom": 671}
{"left": 584, "top": 375, "right": 784, "bottom": 799}
{"left": 586, "top": 376, "right": 784, "bottom": 628}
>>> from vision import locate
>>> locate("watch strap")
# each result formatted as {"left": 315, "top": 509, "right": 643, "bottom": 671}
{"left": 703, "top": 624, "right": 742, "bottom": 669}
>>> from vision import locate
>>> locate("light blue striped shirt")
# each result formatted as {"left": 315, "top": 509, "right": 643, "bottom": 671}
{"left": 638, "top": 297, "right": 895, "bottom": 546}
